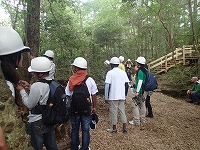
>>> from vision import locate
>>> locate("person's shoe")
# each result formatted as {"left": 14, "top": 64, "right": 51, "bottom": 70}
{"left": 146, "top": 114, "right": 153, "bottom": 118}
{"left": 187, "top": 99, "right": 193, "bottom": 103}
{"left": 122, "top": 129, "right": 127, "bottom": 133}
{"left": 194, "top": 102, "right": 199, "bottom": 105}
{"left": 129, "top": 120, "right": 140, "bottom": 125}
{"left": 107, "top": 128, "right": 117, "bottom": 133}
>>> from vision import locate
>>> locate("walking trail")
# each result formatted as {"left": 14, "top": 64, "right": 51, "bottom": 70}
{"left": 89, "top": 89, "right": 200, "bottom": 150}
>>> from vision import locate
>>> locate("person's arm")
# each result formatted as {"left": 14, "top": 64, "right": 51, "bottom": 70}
{"left": 0, "top": 126, "right": 9, "bottom": 150}
{"left": 16, "top": 84, "right": 42, "bottom": 109}
{"left": 104, "top": 83, "right": 110, "bottom": 101}
{"left": 91, "top": 94, "right": 97, "bottom": 113}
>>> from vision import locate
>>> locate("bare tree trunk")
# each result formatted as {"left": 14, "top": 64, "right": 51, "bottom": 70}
{"left": 26, "top": 0, "right": 40, "bottom": 57}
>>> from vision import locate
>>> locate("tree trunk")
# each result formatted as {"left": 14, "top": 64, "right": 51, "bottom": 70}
{"left": 0, "top": 65, "right": 32, "bottom": 149}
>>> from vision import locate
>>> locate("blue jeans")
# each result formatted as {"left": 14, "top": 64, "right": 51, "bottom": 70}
{"left": 30, "top": 120, "right": 58, "bottom": 150}
{"left": 189, "top": 91, "right": 200, "bottom": 103}
{"left": 70, "top": 115, "right": 91, "bottom": 150}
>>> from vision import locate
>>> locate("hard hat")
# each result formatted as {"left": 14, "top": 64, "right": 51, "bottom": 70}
{"left": 0, "top": 26, "right": 30, "bottom": 56}
{"left": 110, "top": 57, "right": 120, "bottom": 64}
{"left": 104, "top": 60, "right": 110, "bottom": 65}
{"left": 127, "top": 59, "right": 131, "bottom": 61}
{"left": 28, "top": 57, "right": 52, "bottom": 72}
{"left": 135, "top": 56, "right": 146, "bottom": 65}
{"left": 119, "top": 56, "right": 124, "bottom": 62}
{"left": 72, "top": 57, "right": 87, "bottom": 69}
{"left": 43, "top": 50, "right": 54, "bottom": 58}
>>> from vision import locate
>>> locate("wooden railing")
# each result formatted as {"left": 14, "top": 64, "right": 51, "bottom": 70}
{"left": 148, "top": 45, "right": 196, "bottom": 74}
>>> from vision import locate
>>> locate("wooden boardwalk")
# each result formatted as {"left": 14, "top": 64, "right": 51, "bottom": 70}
{"left": 148, "top": 45, "right": 198, "bottom": 74}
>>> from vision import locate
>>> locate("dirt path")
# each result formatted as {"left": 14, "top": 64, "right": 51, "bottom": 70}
{"left": 89, "top": 89, "right": 200, "bottom": 150}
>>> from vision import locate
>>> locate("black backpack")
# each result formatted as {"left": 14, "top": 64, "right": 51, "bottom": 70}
{"left": 71, "top": 76, "right": 91, "bottom": 116}
{"left": 31, "top": 79, "right": 71, "bottom": 126}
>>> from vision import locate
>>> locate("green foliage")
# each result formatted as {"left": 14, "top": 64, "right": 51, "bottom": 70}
{"left": 161, "top": 64, "right": 200, "bottom": 92}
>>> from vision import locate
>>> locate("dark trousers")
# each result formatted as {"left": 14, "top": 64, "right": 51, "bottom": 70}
{"left": 145, "top": 95, "right": 153, "bottom": 115}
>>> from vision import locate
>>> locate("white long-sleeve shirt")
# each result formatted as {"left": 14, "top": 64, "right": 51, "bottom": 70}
{"left": 19, "top": 77, "right": 51, "bottom": 123}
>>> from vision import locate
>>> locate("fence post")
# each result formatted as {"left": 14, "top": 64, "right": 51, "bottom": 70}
{"left": 183, "top": 45, "right": 186, "bottom": 65}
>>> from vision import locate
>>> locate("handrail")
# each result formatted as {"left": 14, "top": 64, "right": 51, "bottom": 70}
{"left": 148, "top": 45, "right": 196, "bottom": 72}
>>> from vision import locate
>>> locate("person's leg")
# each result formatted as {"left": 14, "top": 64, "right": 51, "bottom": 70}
{"left": 139, "top": 101, "right": 146, "bottom": 123}
{"left": 71, "top": 115, "right": 81, "bottom": 150}
{"left": 118, "top": 100, "right": 127, "bottom": 131}
{"left": 108, "top": 101, "right": 118, "bottom": 131}
{"left": 80, "top": 115, "right": 91, "bottom": 150}
{"left": 30, "top": 120, "right": 45, "bottom": 150}
{"left": 44, "top": 126, "right": 58, "bottom": 150}
{"left": 129, "top": 98, "right": 140, "bottom": 125}
{"left": 146, "top": 95, "right": 153, "bottom": 117}
{"left": 190, "top": 92, "right": 200, "bottom": 104}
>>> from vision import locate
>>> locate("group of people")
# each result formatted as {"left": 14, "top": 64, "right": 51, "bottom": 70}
{"left": 103, "top": 56, "right": 154, "bottom": 134}
{"left": 0, "top": 25, "right": 155, "bottom": 150}
{"left": 0, "top": 26, "right": 99, "bottom": 150}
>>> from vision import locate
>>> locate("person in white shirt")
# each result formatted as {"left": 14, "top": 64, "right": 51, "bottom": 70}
{"left": 105, "top": 57, "right": 129, "bottom": 133}
{"left": 43, "top": 50, "right": 56, "bottom": 79}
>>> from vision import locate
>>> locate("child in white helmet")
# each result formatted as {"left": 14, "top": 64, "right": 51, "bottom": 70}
{"left": 16, "top": 57, "right": 58, "bottom": 150}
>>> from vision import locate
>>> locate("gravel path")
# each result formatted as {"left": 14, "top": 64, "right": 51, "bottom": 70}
{"left": 89, "top": 89, "right": 200, "bottom": 150}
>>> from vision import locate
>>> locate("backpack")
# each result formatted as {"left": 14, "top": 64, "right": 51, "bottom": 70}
{"left": 31, "top": 79, "right": 71, "bottom": 126}
{"left": 142, "top": 71, "right": 158, "bottom": 91}
{"left": 71, "top": 76, "right": 91, "bottom": 116}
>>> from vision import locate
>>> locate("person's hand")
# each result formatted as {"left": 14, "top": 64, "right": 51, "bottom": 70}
{"left": 16, "top": 84, "right": 24, "bottom": 91}
{"left": 92, "top": 107, "right": 96, "bottom": 114}
{"left": 135, "top": 92, "right": 139, "bottom": 98}
{"left": 186, "top": 90, "right": 191, "bottom": 95}
{"left": 19, "top": 80, "right": 30, "bottom": 89}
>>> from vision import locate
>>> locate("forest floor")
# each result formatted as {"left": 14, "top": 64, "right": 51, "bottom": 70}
{"left": 87, "top": 89, "right": 200, "bottom": 150}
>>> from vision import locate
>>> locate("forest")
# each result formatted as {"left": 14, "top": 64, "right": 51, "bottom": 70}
{"left": 0, "top": 0, "right": 200, "bottom": 149}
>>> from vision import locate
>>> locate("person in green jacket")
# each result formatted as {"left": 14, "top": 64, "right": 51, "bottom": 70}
{"left": 186, "top": 77, "right": 200, "bottom": 105}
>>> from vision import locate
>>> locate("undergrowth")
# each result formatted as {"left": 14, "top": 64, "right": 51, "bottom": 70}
{"left": 160, "top": 63, "right": 200, "bottom": 93}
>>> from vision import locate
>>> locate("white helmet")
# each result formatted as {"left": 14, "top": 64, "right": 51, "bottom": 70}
{"left": 104, "top": 60, "right": 110, "bottom": 65}
{"left": 43, "top": 50, "right": 54, "bottom": 58}
{"left": 0, "top": 26, "right": 30, "bottom": 56}
{"left": 72, "top": 57, "right": 87, "bottom": 69}
{"left": 110, "top": 57, "right": 120, "bottom": 64}
{"left": 28, "top": 57, "right": 52, "bottom": 72}
{"left": 119, "top": 56, "right": 124, "bottom": 62}
{"left": 135, "top": 56, "right": 146, "bottom": 65}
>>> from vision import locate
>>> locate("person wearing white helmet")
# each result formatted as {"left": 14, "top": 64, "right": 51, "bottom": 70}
{"left": 105, "top": 57, "right": 129, "bottom": 133}
{"left": 129, "top": 56, "right": 147, "bottom": 125}
{"left": 16, "top": 57, "right": 58, "bottom": 150}
{"left": 43, "top": 50, "right": 55, "bottom": 79}
{"left": 118, "top": 56, "right": 125, "bottom": 71}
{"left": 104, "top": 60, "right": 110, "bottom": 67}
{"left": 124, "top": 58, "right": 133, "bottom": 69}
{"left": 0, "top": 26, "right": 31, "bottom": 97}
{"left": 65, "top": 57, "right": 98, "bottom": 150}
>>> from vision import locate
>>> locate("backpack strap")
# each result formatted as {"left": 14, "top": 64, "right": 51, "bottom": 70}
{"left": 82, "top": 75, "right": 89, "bottom": 83}
{"left": 31, "top": 79, "right": 53, "bottom": 114}
{"left": 140, "top": 69, "right": 148, "bottom": 93}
